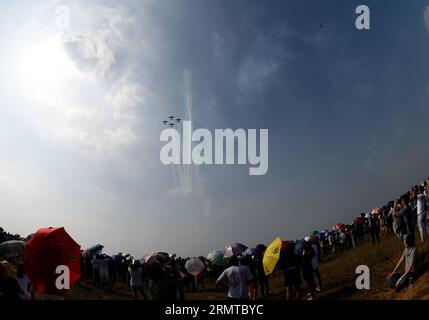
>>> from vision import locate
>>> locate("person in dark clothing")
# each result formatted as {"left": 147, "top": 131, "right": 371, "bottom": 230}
{"left": 108, "top": 258, "right": 117, "bottom": 289}
{"left": 302, "top": 242, "right": 316, "bottom": 300}
{"left": 255, "top": 253, "right": 269, "bottom": 297}
{"left": 240, "top": 255, "right": 257, "bottom": 300}
{"left": 279, "top": 242, "right": 301, "bottom": 300}
{"left": 146, "top": 260, "right": 187, "bottom": 300}
{"left": 369, "top": 212, "right": 380, "bottom": 244}
{"left": 165, "top": 257, "right": 187, "bottom": 301}
{"left": 0, "top": 263, "right": 22, "bottom": 300}
{"left": 393, "top": 195, "right": 415, "bottom": 241}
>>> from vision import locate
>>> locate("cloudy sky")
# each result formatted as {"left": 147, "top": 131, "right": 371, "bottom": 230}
{"left": 1, "top": 0, "right": 429, "bottom": 257}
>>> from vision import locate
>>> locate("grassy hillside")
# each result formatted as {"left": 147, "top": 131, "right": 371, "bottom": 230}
{"left": 65, "top": 232, "right": 429, "bottom": 300}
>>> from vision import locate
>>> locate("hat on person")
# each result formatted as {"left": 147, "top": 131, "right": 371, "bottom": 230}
{"left": 304, "top": 236, "right": 311, "bottom": 242}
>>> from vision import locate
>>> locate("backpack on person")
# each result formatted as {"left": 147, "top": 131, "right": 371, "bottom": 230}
{"left": 392, "top": 215, "right": 406, "bottom": 238}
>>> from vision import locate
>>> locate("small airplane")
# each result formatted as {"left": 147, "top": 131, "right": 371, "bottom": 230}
{"left": 169, "top": 123, "right": 175, "bottom": 127}
{"left": 169, "top": 116, "right": 175, "bottom": 120}
{"left": 162, "top": 120, "right": 168, "bottom": 125}
{"left": 176, "top": 118, "right": 181, "bottom": 123}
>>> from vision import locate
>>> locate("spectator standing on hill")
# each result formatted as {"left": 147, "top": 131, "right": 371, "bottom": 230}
{"left": 99, "top": 255, "right": 110, "bottom": 291}
{"left": 393, "top": 196, "right": 414, "bottom": 241}
{"left": 339, "top": 230, "right": 346, "bottom": 251}
{"left": 279, "top": 242, "right": 301, "bottom": 300}
{"left": 387, "top": 202, "right": 395, "bottom": 232}
{"left": 91, "top": 254, "right": 101, "bottom": 288}
{"left": 83, "top": 251, "right": 92, "bottom": 281}
{"left": 255, "top": 252, "right": 269, "bottom": 297}
{"left": 108, "top": 257, "right": 117, "bottom": 289}
{"left": 369, "top": 211, "right": 380, "bottom": 244}
{"left": 328, "top": 232, "right": 336, "bottom": 254}
{"left": 129, "top": 261, "right": 148, "bottom": 300}
{"left": 147, "top": 260, "right": 188, "bottom": 301}
{"left": 239, "top": 255, "right": 257, "bottom": 300}
{"left": 302, "top": 241, "right": 316, "bottom": 300}
{"left": 357, "top": 214, "right": 365, "bottom": 241}
{"left": 216, "top": 256, "right": 254, "bottom": 301}
{"left": 379, "top": 208, "right": 388, "bottom": 237}
{"left": 413, "top": 185, "right": 428, "bottom": 243}
{"left": 169, "top": 257, "right": 188, "bottom": 300}
{"left": 425, "top": 178, "right": 429, "bottom": 202}
{"left": 322, "top": 233, "right": 330, "bottom": 255}
{"left": 345, "top": 228, "right": 353, "bottom": 250}
{"left": 350, "top": 225, "right": 358, "bottom": 248}
{"left": 310, "top": 238, "right": 322, "bottom": 291}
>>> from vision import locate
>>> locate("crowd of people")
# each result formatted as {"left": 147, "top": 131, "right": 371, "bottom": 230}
{"left": 79, "top": 251, "right": 265, "bottom": 301}
{"left": 1, "top": 176, "right": 429, "bottom": 300}
{"left": 0, "top": 228, "right": 23, "bottom": 244}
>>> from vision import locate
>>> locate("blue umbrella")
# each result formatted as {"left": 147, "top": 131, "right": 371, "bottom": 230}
{"left": 88, "top": 244, "right": 104, "bottom": 255}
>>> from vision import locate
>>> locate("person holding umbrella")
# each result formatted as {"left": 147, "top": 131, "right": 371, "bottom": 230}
{"left": 185, "top": 257, "right": 205, "bottom": 292}
{"left": 302, "top": 240, "right": 316, "bottom": 300}
{"left": 255, "top": 244, "right": 269, "bottom": 297}
{"left": 369, "top": 209, "right": 381, "bottom": 244}
{"left": 24, "top": 227, "right": 81, "bottom": 300}
{"left": 128, "top": 261, "right": 147, "bottom": 300}
{"left": 239, "top": 255, "right": 257, "bottom": 300}
{"left": 279, "top": 242, "right": 301, "bottom": 300}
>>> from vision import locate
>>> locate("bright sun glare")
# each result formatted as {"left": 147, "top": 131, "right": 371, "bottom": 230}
{"left": 18, "top": 34, "right": 80, "bottom": 101}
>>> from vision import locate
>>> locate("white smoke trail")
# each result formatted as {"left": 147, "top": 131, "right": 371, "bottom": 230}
{"left": 167, "top": 69, "right": 212, "bottom": 236}
{"left": 171, "top": 69, "right": 193, "bottom": 195}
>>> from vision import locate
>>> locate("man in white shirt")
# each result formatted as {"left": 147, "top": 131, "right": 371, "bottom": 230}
{"left": 128, "top": 262, "right": 147, "bottom": 300}
{"left": 216, "top": 256, "right": 254, "bottom": 300}
{"left": 414, "top": 185, "right": 428, "bottom": 243}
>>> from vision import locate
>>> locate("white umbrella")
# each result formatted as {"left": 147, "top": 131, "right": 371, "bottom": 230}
{"left": 185, "top": 258, "right": 205, "bottom": 276}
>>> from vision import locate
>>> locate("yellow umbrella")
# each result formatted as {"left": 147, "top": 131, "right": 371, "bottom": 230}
{"left": 263, "top": 236, "right": 282, "bottom": 276}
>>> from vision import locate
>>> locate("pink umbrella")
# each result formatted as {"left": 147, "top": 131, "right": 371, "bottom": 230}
{"left": 371, "top": 208, "right": 381, "bottom": 215}
{"left": 224, "top": 242, "right": 247, "bottom": 257}
{"left": 335, "top": 223, "right": 346, "bottom": 230}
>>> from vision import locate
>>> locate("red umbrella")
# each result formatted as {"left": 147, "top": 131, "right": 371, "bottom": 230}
{"left": 354, "top": 217, "right": 365, "bottom": 225}
{"left": 24, "top": 227, "right": 81, "bottom": 297}
{"left": 281, "top": 240, "right": 290, "bottom": 252}
{"left": 335, "top": 223, "right": 346, "bottom": 230}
